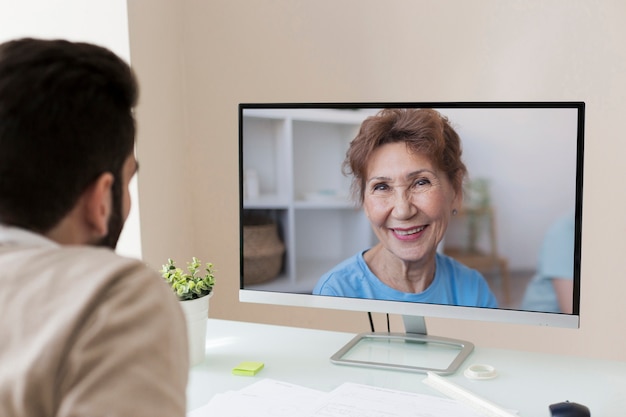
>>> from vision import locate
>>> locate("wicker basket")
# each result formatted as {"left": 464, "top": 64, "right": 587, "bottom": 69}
{"left": 243, "top": 216, "right": 285, "bottom": 285}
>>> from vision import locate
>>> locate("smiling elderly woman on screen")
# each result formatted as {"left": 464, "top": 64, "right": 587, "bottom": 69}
{"left": 313, "top": 108, "right": 497, "bottom": 308}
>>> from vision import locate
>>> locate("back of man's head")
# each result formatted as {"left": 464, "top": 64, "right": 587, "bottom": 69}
{"left": 0, "top": 38, "right": 138, "bottom": 234}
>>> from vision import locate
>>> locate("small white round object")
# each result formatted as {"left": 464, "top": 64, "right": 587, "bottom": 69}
{"left": 464, "top": 364, "right": 498, "bottom": 380}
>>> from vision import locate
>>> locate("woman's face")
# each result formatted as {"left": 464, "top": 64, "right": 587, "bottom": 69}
{"left": 363, "top": 142, "right": 460, "bottom": 264}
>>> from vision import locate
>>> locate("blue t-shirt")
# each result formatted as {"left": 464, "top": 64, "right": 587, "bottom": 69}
{"left": 313, "top": 251, "right": 498, "bottom": 308}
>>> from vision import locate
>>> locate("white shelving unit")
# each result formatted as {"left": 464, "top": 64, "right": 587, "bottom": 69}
{"left": 242, "top": 107, "right": 378, "bottom": 293}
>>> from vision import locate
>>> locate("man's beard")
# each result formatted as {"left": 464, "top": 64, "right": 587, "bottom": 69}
{"left": 96, "top": 180, "right": 125, "bottom": 249}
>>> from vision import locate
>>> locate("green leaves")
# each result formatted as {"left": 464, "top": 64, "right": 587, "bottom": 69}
{"left": 161, "top": 257, "right": 216, "bottom": 301}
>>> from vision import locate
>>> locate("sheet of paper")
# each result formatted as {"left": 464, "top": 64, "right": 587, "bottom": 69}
{"left": 187, "top": 379, "right": 326, "bottom": 417}
{"left": 188, "top": 378, "right": 486, "bottom": 417}
{"left": 309, "top": 382, "right": 485, "bottom": 417}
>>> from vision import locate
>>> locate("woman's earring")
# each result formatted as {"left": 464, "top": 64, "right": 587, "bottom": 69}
{"left": 452, "top": 209, "right": 458, "bottom": 216}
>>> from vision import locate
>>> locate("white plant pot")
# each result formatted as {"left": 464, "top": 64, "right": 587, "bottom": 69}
{"left": 179, "top": 292, "right": 213, "bottom": 367}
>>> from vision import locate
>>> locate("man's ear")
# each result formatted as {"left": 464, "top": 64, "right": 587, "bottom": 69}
{"left": 83, "top": 172, "right": 115, "bottom": 238}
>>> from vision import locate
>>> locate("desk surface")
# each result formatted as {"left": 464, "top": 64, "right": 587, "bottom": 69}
{"left": 189, "top": 319, "right": 626, "bottom": 416}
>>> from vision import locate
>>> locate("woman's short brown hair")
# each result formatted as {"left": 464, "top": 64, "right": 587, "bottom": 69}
{"left": 343, "top": 108, "right": 467, "bottom": 204}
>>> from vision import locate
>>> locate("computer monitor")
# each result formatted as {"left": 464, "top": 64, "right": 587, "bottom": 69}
{"left": 239, "top": 102, "right": 584, "bottom": 374}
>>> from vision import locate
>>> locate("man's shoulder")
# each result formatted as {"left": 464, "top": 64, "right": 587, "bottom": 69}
{"left": 48, "top": 245, "right": 147, "bottom": 278}
{"left": 58, "top": 247, "right": 171, "bottom": 300}
{"left": 0, "top": 244, "right": 166, "bottom": 300}
{"left": 1, "top": 245, "right": 188, "bottom": 416}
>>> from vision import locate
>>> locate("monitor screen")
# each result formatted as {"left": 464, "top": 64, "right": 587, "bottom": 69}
{"left": 239, "top": 102, "right": 584, "bottom": 372}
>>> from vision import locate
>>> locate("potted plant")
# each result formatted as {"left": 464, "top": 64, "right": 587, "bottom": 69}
{"left": 161, "top": 257, "right": 216, "bottom": 366}
{"left": 161, "top": 256, "right": 216, "bottom": 300}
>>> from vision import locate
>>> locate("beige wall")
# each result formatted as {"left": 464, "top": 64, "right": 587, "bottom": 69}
{"left": 127, "top": 0, "right": 626, "bottom": 361}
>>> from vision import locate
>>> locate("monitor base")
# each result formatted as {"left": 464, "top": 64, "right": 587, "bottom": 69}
{"left": 330, "top": 315, "right": 474, "bottom": 374}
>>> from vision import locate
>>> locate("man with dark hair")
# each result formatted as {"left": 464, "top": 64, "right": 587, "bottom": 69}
{"left": 0, "top": 38, "right": 188, "bottom": 416}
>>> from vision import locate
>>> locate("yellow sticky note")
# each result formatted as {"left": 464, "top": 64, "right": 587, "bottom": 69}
{"left": 232, "top": 361, "right": 264, "bottom": 376}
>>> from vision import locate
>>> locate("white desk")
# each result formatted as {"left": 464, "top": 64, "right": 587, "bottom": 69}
{"left": 188, "top": 319, "right": 626, "bottom": 416}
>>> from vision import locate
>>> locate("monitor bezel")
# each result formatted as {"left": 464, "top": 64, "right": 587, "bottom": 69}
{"left": 239, "top": 101, "right": 584, "bottom": 330}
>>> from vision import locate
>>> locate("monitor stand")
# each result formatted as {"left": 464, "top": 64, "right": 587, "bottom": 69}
{"left": 330, "top": 315, "right": 474, "bottom": 374}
